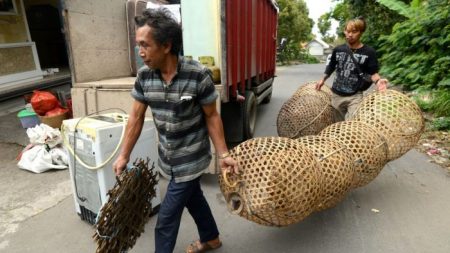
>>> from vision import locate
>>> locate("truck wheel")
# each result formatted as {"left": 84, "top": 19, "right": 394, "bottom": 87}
{"left": 244, "top": 91, "right": 257, "bottom": 139}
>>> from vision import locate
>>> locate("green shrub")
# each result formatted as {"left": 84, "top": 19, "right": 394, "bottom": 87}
{"left": 299, "top": 53, "right": 320, "bottom": 64}
{"left": 431, "top": 117, "right": 450, "bottom": 131}
{"left": 379, "top": 0, "right": 449, "bottom": 91}
{"left": 412, "top": 90, "right": 433, "bottom": 112}
{"left": 277, "top": 42, "right": 319, "bottom": 65}
{"left": 413, "top": 88, "right": 450, "bottom": 116}
{"left": 430, "top": 89, "right": 450, "bottom": 117}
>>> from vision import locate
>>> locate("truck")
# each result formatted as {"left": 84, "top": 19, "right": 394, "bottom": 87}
{"left": 64, "top": 0, "right": 278, "bottom": 140}
{"left": 61, "top": 0, "right": 278, "bottom": 171}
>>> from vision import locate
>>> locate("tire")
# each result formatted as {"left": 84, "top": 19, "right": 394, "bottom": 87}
{"left": 243, "top": 91, "right": 257, "bottom": 139}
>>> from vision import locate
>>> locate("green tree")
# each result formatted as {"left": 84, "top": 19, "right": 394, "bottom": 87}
{"left": 378, "top": 0, "right": 450, "bottom": 117}
{"left": 328, "top": 0, "right": 407, "bottom": 49}
{"left": 278, "top": 0, "right": 313, "bottom": 43}
{"left": 277, "top": 0, "right": 314, "bottom": 63}
{"left": 318, "top": 13, "right": 331, "bottom": 36}
{"left": 318, "top": 13, "right": 336, "bottom": 43}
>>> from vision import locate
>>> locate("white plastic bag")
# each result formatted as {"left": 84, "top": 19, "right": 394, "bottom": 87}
{"left": 26, "top": 123, "right": 62, "bottom": 148}
{"left": 18, "top": 124, "right": 69, "bottom": 173}
{"left": 49, "top": 147, "right": 69, "bottom": 166}
{"left": 17, "top": 145, "right": 67, "bottom": 173}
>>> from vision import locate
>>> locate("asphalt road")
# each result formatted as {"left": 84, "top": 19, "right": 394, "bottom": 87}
{"left": 1, "top": 64, "right": 449, "bottom": 253}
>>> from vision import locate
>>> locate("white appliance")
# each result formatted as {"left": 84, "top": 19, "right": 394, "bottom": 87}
{"left": 62, "top": 113, "right": 161, "bottom": 224}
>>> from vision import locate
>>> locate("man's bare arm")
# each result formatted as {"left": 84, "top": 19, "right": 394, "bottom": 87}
{"left": 112, "top": 100, "right": 148, "bottom": 175}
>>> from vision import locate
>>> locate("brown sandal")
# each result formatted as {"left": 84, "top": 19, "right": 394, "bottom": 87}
{"left": 185, "top": 238, "right": 222, "bottom": 253}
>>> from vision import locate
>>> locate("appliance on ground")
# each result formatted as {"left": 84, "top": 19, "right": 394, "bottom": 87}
{"left": 63, "top": 113, "right": 161, "bottom": 224}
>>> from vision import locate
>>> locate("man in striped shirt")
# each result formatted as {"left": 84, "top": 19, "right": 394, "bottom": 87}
{"left": 112, "top": 8, "right": 238, "bottom": 253}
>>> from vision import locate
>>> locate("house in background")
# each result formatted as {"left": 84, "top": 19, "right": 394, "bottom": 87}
{"left": 305, "top": 37, "right": 332, "bottom": 62}
{"left": 0, "top": 0, "right": 70, "bottom": 101}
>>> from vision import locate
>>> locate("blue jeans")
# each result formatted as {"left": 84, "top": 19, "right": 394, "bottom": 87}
{"left": 155, "top": 176, "right": 219, "bottom": 253}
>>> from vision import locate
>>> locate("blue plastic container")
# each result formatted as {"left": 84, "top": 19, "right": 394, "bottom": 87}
{"left": 17, "top": 109, "right": 40, "bottom": 128}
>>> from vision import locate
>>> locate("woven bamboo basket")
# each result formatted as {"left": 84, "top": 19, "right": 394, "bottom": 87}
{"left": 277, "top": 83, "right": 334, "bottom": 138}
{"left": 292, "top": 82, "right": 332, "bottom": 100}
{"left": 319, "top": 121, "right": 388, "bottom": 188}
{"left": 219, "top": 137, "right": 322, "bottom": 226}
{"left": 297, "top": 136, "right": 355, "bottom": 211}
{"left": 349, "top": 90, "right": 425, "bottom": 161}
{"left": 93, "top": 159, "right": 158, "bottom": 253}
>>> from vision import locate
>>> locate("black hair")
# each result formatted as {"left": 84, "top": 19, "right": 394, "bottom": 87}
{"left": 134, "top": 8, "right": 182, "bottom": 55}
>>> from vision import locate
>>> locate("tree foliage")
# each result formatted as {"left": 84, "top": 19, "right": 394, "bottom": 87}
{"left": 277, "top": 0, "right": 314, "bottom": 63}
{"left": 318, "top": 13, "right": 331, "bottom": 37}
{"left": 378, "top": 0, "right": 450, "bottom": 117}
{"left": 376, "top": 0, "right": 418, "bottom": 18}
{"left": 328, "top": 0, "right": 407, "bottom": 49}
{"left": 277, "top": 0, "right": 313, "bottom": 43}
{"left": 379, "top": 0, "right": 450, "bottom": 88}
{"left": 318, "top": 13, "right": 335, "bottom": 43}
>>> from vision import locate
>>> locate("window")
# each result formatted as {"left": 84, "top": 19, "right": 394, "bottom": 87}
{"left": 0, "top": 0, "right": 17, "bottom": 15}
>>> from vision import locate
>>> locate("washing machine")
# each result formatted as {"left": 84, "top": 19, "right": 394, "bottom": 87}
{"left": 62, "top": 113, "right": 161, "bottom": 224}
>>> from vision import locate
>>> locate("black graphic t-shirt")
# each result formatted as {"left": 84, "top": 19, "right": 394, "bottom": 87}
{"left": 325, "top": 44, "right": 379, "bottom": 95}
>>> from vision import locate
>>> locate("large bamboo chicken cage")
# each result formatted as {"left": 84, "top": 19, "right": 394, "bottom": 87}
{"left": 277, "top": 83, "right": 335, "bottom": 138}
{"left": 219, "top": 137, "right": 322, "bottom": 226}
{"left": 319, "top": 121, "right": 388, "bottom": 188}
{"left": 349, "top": 90, "right": 425, "bottom": 161}
{"left": 297, "top": 136, "right": 355, "bottom": 211}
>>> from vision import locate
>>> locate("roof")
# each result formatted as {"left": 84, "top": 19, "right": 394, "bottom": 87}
{"left": 306, "top": 38, "right": 331, "bottom": 49}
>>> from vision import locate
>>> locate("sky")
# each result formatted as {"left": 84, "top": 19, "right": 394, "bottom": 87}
{"left": 304, "top": 0, "right": 339, "bottom": 38}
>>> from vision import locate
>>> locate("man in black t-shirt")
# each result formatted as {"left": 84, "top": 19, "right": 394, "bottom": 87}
{"left": 316, "top": 17, "right": 388, "bottom": 120}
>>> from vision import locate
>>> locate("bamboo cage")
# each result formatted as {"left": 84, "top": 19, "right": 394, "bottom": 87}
{"left": 277, "top": 83, "right": 335, "bottom": 138}
{"left": 319, "top": 121, "right": 388, "bottom": 188}
{"left": 221, "top": 89, "right": 424, "bottom": 226}
{"left": 218, "top": 137, "right": 322, "bottom": 226}
{"left": 349, "top": 90, "right": 425, "bottom": 161}
{"left": 297, "top": 136, "right": 355, "bottom": 211}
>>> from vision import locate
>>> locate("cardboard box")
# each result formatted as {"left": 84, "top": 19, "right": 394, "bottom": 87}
{"left": 38, "top": 111, "right": 68, "bottom": 129}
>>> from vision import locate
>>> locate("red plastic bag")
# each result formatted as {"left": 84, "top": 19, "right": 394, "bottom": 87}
{"left": 31, "top": 91, "right": 59, "bottom": 116}
{"left": 45, "top": 106, "right": 69, "bottom": 117}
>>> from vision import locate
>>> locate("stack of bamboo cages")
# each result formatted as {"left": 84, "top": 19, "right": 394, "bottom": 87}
{"left": 221, "top": 88, "right": 424, "bottom": 226}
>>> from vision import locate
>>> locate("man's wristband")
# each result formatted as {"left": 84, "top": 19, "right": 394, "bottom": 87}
{"left": 218, "top": 152, "right": 230, "bottom": 159}
{"left": 375, "top": 78, "right": 381, "bottom": 84}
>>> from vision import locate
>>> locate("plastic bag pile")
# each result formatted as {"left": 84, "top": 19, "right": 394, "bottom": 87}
{"left": 17, "top": 124, "right": 69, "bottom": 173}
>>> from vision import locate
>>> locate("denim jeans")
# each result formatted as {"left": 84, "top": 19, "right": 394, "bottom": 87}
{"left": 155, "top": 176, "right": 219, "bottom": 253}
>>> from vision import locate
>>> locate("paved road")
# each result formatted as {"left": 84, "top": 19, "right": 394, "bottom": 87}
{"left": 1, "top": 64, "right": 449, "bottom": 253}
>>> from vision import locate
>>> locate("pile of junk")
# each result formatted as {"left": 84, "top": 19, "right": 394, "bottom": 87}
{"left": 16, "top": 90, "right": 72, "bottom": 173}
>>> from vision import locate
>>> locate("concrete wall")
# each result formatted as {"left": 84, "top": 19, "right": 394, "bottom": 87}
{"left": 63, "top": 0, "right": 131, "bottom": 83}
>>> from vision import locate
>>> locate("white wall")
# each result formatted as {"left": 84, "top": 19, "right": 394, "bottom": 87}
{"left": 308, "top": 41, "right": 324, "bottom": 56}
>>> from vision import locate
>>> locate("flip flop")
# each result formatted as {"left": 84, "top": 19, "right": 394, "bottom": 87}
{"left": 186, "top": 239, "right": 222, "bottom": 253}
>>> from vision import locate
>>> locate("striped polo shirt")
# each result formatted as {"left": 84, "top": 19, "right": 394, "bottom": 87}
{"left": 131, "top": 57, "right": 218, "bottom": 183}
